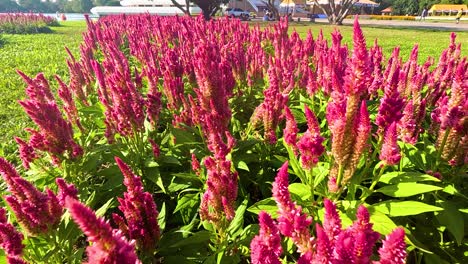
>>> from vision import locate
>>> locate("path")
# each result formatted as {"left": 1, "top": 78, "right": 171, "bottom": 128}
{"left": 312, "top": 18, "right": 468, "bottom": 31}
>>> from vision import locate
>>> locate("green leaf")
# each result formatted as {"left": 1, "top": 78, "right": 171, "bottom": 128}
{"left": 171, "top": 127, "right": 196, "bottom": 145}
{"left": 158, "top": 202, "right": 166, "bottom": 231}
{"left": 376, "top": 183, "right": 442, "bottom": 197}
{"left": 95, "top": 198, "right": 114, "bottom": 217}
{"left": 236, "top": 161, "right": 250, "bottom": 172}
{"left": 170, "top": 231, "right": 212, "bottom": 248}
{"left": 174, "top": 193, "right": 199, "bottom": 214}
{"left": 247, "top": 198, "right": 278, "bottom": 218}
{"left": 423, "top": 253, "right": 451, "bottom": 264}
{"left": 443, "top": 185, "right": 468, "bottom": 199}
{"left": 379, "top": 171, "right": 440, "bottom": 184}
{"left": 288, "top": 183, "right": 311, "bottom": 201}
{"left": 368, "top": 210, "right": 398, "bottom": 236}
{"left": 436, "top": 201, "right": 464, "bottom": 245}
{"left": 227, "top": 198, "right": 248, "bottom": 236}
{"left": 371, "top": 200, "right": 443, "bottom": 217}
{"left": 459, "top": 208, "right": 468, "bottom": 214}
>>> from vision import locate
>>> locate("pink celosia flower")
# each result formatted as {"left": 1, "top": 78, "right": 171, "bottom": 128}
{"left": 377, "top": 228, "right": 407, "bottom": 264}
{"left": 272, "top": 162, "right": 313, "bottom": 255}
{"left": 200, "top": 156, "right": 238, "bottom": 224}
{"left": 380, "top": 122, "right": 401, "bottom": 166}
{"left": 14, "top": 137, "right": 37, "bottom": 170}
{"left": 191, "top": 153, "right": 201, "bottom": 175}
{"left": 348, "top": 205, "right": 381, "bottom": 263}
{"left": 55, "top": 178, "right": 78, "bottom": 206}
{"left": 0, "top": 208, "right": 25, "bottom": 258}
{"left": 17, "top": 71, "right": 83, "bottom": 162}
{"left": 376, "top": 67, "right": 405, "bottom": 134}
{"left": 323, "top": 199, "right": 342, "bottom": 245}
{"left": 65, "top": 197, "right": 141, "bottom": 264}
{"left": 0, "top": 157, "right": 62, "bottom": 236}
{"left": 114, "top": 157, "right": 160, "bottom": 253}
{"left": 250, "top": 211, "right": 282, "bottom": 264}
{"left": 148, "top": 139, "right": 160, "bottom": 158}
{"left": 297, "top": 107, "right": 325, "bottom": 169}
{"left": 283, "top": 106, "right": 298, "bottom": 149}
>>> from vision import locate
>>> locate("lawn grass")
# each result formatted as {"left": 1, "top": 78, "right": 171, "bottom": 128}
{"left": 0, "top": 21, "right": 86, "bottom": 157}
{"left": 0, "top": 19, "right": 466, "bottom": 157}
{"left": 282, "top": 22, "right": 468, "bottom": 62}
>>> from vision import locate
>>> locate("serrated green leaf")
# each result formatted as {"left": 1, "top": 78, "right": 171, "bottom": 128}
{"left": 371, "top": 201, "right": 443, "bottom": 217}
{"left": 379, "top": 172, "right": 440, "bottom": 184}
{"left": 376, "top": 183, "right": 442, "bottom": 197}
{"left": 247, "top": 198, "right": 278, "bottom": 218}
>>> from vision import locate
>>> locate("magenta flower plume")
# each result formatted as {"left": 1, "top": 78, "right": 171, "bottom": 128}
{"left": 348, "top": 205, "right": 380, "bottom": 263}
{"left": 148, "top": 139, "right": 160, "bottom": 158}
{"left": 251, "top": 77, "right": 288, "bottom": 144}
{"left": 55, "top": 178, "right": 78, "bottom": 206}
{"left": 18, "top": 71, "right": 83, "bottom": 162}
{"left": 283, "top": 106, "right": 298, "bottom": 149}
{"left": 0, "top": 208, "right": 26, "bottom": 262}
{"left": 398, "top": 101, "right": 418, "bottom": 144}
{"left": 56, "top": 76, "right": 83, "bottom": 131}
{"left": 0, "top": 157, "right": 62, "bottom": 236}
{"left": 376, "top": 66, "right": 405, "bottom": 134}
{"left": 191, "top": 153, "right": 201, "bottom": 175}
{"left": 344, "top": 17, "right": 370, "bottom": 96}
{"left": 297, "top": 107, "right": 325, "bottom": 169}
{"left": 250, "top": 211, "right": 282, "bottom": 264}
{"left": 114, "top": 157, "right": 160, "bottom": 253}
{"left": 377, "top": 228, "right": 407, "bottom": 264}
{"left": 380, "top": 122, "right": 401, "bottom": 166}
{"left": 14, "top": 137, "right": 37, "bottom": 170}
{"left": 322, "top": 199, "right": 342, "bottom": 245}
{"left": 272, "top": 162, "right": 313, "bottom": 255}
{"left": 200, "top": 156, "right": 238, "bottom": 225}
{"left": 65, "top": 197, "right": 141, "bottom": 264}
{"left": 313, "top": 224, "right": 332, "bottom": 263}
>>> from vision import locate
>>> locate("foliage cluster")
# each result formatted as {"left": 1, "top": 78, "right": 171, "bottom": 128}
{"left": 0, "top": 13, "right": 58, "bottom": 34}
{"left": 0, "top": 15, "right": 467, "bottom": 263}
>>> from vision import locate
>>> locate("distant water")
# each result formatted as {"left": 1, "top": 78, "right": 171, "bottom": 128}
{"left": 43, "top": 13, "right": 99, "bottom": 21}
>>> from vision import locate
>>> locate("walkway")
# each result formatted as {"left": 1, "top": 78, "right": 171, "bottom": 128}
{"left": 313, "top": 18, "right": 468, "bottom": 31}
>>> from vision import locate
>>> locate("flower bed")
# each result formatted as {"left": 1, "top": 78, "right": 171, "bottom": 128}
{"left": 0, "top": 15, "right": 466, "bottom": 263}
{"left": 369, "top": 15, "right": 417, "bottom": 21}
{"left": 0, "top": 13, "right": 58, "bottom": 34}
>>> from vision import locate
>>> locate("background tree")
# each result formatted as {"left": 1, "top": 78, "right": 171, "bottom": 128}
{"left": 171, "top": 0, "right": 229, "bottom": 19}
{"left": 0, "top": 0, "right": 22, "bottom": 12}
{"left": 312, "top": 0, "right": 358, "bottom": 25}
{"left": 262, "top": 0, "right": 280, "bottom": 20}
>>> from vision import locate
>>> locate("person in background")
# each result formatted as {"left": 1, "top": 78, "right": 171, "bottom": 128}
{"left": 456, "top": 8, "right": 463, "bottom": 24}
{"left": 420, "top": 6, "right": 428, "bottom": 21}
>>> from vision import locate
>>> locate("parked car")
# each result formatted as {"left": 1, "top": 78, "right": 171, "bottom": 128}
{"left": 224, "top": 8, "right": 250, "bottom": 19}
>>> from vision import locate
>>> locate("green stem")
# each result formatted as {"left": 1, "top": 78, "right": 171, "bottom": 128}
{"left": 306, "top": 168, "right": 315, "bottom": 202}
{"left": 360, "top": 134, "right": 383, "bottom": 180}
{"left": 336, "top": 164, "right": 344, "bottom": 189}
{"left": 368, "top": 165, "right": 386, "bottom": 192}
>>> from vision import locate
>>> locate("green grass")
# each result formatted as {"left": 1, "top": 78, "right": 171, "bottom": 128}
{"left": 252, "top": 21, "right": 468, "bottom": 62}
{"left": 0, "top": 21, "right": 86, "bottom": 157}
{"left": 0, "top": 19, "right": 466, "bottom": 157}
{"left": 284, "top": 22, "right": 468, "bottom": 62}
